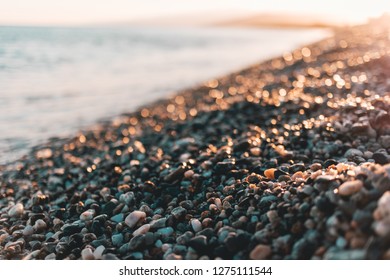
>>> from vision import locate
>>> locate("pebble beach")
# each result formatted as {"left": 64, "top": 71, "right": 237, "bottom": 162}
{"left": 1, "top": 22, "right": 390, "bottom": 260}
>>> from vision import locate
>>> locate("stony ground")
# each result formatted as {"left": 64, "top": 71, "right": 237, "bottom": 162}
{"left": 1, "top": 22, "right": 390, "bottom": 260}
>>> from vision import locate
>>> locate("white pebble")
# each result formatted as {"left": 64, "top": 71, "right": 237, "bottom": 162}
{"left": 184, "top": 170, "right": 194, "bottom": 179}
{"left": 33, "top": 219, "right": 47, "bottom": 232}
{"left": 80, "top": 209, "right": 95, "bottom": 221}
{"left": 214, "top": 198, "right": 222, "bottom": 210}
{"left": 191, "top": 218, "right": 202, "bottom": 232}
{"left": 133, "top": 224, "right": 150, "bottom": 236}
{"left": 23, "top": 225, "right": 34, "bottom": 236}
{"left": 125, "top": 211, "right": 146, "bottom": 228}
{"left": 8, "top": 203, "right": 24, "bottom": 218}
{"left": 93, "top": 245, "right": 105, "bottom": 259}
{"left": 81, "top": 248, "right": 95, "bottom": 260}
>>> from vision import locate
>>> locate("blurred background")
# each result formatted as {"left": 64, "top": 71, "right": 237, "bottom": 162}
{"left": 0, "top": 0, "right": 389, "bottom": 164}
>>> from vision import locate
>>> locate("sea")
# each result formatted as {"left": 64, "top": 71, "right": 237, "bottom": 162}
{"left": 0, "top": 25, "right": 330, "bottom": 164}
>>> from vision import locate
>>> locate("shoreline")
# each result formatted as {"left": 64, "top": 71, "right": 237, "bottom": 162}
{"left": 1, "top": 23, "right": 390, "bottom": 260}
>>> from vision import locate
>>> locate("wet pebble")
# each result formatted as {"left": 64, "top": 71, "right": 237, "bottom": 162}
{"left": 338, "top": 180, "right": 363, "bottom": 196}
{"left": 249, "top": 244, "right": 272, "bottom": 260}
{"left": 125, "top": 211, "right": 146, "bottom": 228}
{"left": 8, "top": 203, "right": 24, "bottom": 218}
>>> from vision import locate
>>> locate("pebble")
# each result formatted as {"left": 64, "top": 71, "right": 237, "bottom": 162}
{"left": 8, "top": 203, "right": 24, "bottom": 218}
{"left": 344, "top": 149, "right": 363, "bottom": 159}
{"left": 133, "top": 224, "right": 151, "bottom": 236}
{"left": 33, "top": 219, "right": 47, "bottom": 232}
{"left": 94, "top": 245, "right": 105, "bottom": 259}
{"left": 125, "top": 211, "right": 146, "bottom": 228}
{"left": 338, "top": 180, "right": 363, "bottom": 196}
{"left": 249, "top": 245, "right": 272, "bottom": 260}
{"left": 171, "top": 207, "right": 187, "bottom": 220}
{"left": 110, "top": 213, "right": 124, "bottom": 223}
{"left": 23, "top": 225, "right": 34, "bottom": 236}
{"left": 81, "top": 248, "right": 95, "bottom": 260}
{"left": 112, "top": 233, "right": 124, "bottom": 247}
{"left": 250, "top": 147, "right": 261, "bottom": 156}
{"left": 188, "top": 235, "right": 208, "bottom": 252}
{"left": 264, "top": 168, "right": 276, "bottom": 179}
{"left": 80, "top": 209, "right": 95, "bottom": 221}
{"left": 184, "top": 170, "right": 194, "bottom": 179}
{"left": 157, "top": 227, "right": 174, "bottom": 238}
{"left": 129, "top": 235, "right": 146, "bottom": 250}
{"left": 150, "top": 217, "right": 167, "bottom": 229}
{"left": 191, "top": 219, "right": 202, "bottom": 233}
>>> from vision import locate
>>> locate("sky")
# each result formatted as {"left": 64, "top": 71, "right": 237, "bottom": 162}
{"left": 1, "top": 0, "right": 390, "bottom": 26}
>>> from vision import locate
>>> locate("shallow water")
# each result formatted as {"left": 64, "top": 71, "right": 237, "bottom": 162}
{"left": 0, "top": 25, "right": 330, "bottom": 164}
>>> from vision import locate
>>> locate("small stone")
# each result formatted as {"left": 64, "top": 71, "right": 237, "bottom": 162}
{"left": 133, "top": 224, "right": 151, "bottom": 236}
{"left": 250, "top": 244, "right": 272, "bottom": 260}
{"left": 191, "top": 218, "right": 202, "bottom": 233}
{"left": 150, "top": 217, "right": 167, "bottom": 229}
{"left": 250, "top": 147, "right": 261, "bottom": 156}
{"left": 171, "top": 207, "right": 187, "bottom": 220}
{"left": 310, "top": 163, "right": 322, "bottom": 171}
{"left": 184, "top": 170, "right": 194, "bottom": 179}
{"left": 373, "top": 152, "right": 389, "bottom": 165}
{"left": 344, "top": 148, "right": 363, "bottom": 159}
{"left": 338, "top": 180, "right": 363, "bottom": 196}
{"left": 45, "top": 253, "right": 56, "bottom": 260}
{"left": 129, "top": 235, "right": 145, "bottom": 250}
{"left": 8, "top": 203, "right": 24, "bottom": 218}
{"left": 80, "top": 209, "right": 95, "bottom": 221}
{"left": 81, "top": 248, "right": 95, "bottom": 260}
{"left": 264, "top": 168, "right": 277, "bottom": 179}
{"left": 379, "top": 135, "right": 390, "bottom": 149}
{"left": 157, "top": 227, "right": 174, "bottom": 238}
{"left": 33, "top": 219, "right": 47, "bottom": 232}
{"left": 23, "top": 225, "right": 34, "bottom": 236}
{"left": 112, "top": 233, "right": 124, "bottom": 247}
{"left": 110, "top": 213, "right": 124, "bottom": 223}
{"left": 125, "top": 211, "right": 146, "bottom": 228}
{"left": 94, "top": 245, "right": 105, "bottom": 259}
{"left": 188, "top": 235, "right": 207, "bottom": 252}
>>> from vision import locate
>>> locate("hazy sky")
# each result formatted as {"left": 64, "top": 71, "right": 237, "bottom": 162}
{"left": 1, "top": 0, "right": 390, "bottom": 25}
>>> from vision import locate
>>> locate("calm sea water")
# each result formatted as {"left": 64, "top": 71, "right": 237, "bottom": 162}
{"left": 0, "top": 26, "right": 330, "bottom": 164}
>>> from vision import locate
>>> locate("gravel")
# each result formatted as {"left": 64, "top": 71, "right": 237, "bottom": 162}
{"left": 1, "top": 21, "right": 390, "bottom": 260}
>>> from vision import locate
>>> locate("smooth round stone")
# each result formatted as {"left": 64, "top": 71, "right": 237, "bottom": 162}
{"left": 81, "top": 248, "right": 95, "bottom": 260}
{"left": 250, "top": 244, "right": 272, "bottom": 260}
{"left": 80, "top": 210, "right": 95, "bottom": 221}
{"left": 23, "top": 225, "right": 34, "bottom": 236}
{"left": 184, "top": 170, "right": 194, "bottom": 179}
{"left": 374, "top": 191, "right": 390, "bottom": 220}
{"left": 310, "top": 163, "right": 322, "bottom": 171}
{"left": 125, "top": 211, "right": 146, "bottom": 228}
{"left": 45, "top": 253, "right": 56, "bottom": 260}
{"left": 191, "top": 219, "right": 202, "bottom": 233}
{"left": 264, "top": 168, "right": 276, "bottom": 179}
{"left": 94, "top": 245, "right": 105, "bottom": 259}
{"left": 33, "top": 219, "right": 47, "bottom": 232}
{"left": 171, "top": 207, "right": 187, "bottom": 220}
{"left": 133, "top": 224, "right": 150, "bottom": 236}
{"left": 150, "top": 217, "right": 167, "bottom": 229}
{"left": 338, "top": 180, "right": 363, "bottom": 196}
{"left": 8, "top": 203, "right": 24, "bottom": 218}
{"left": 157, "top": 227, "right": 174, "bottom": 237}
{"left": 110, "top": 213, "right": 124, "bottom": 223}
{"left": 250, "top": 147, "right": 261, "bottom": 156}
{"left": 344, "top": 148, "right": 363, "bottom": 159}
{"left": 112, "top": 233, "right": 124, "bottom": 247}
